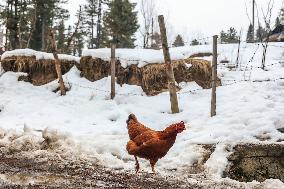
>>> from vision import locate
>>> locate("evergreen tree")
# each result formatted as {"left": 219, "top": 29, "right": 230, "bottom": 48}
{"left": 219, "top": 27, "right": 239, "bottom": 44}
{"left": 280, "top": 8, "right": 284, "bottom": 25}
{"left": 69, "top": 7, "right": 86, "bottom": 56}
{"left": 30, "top": 0, "right": 69, "bottom": 51}
{"left": 18, "top": 0, "right": 31, "bottom": 48}
{"left": 104, "top": 0, "right": 139, "bottom": 48}
{"left": 96, "top": 0, "right": 109, "bottom": 48}
{"left": 0, "top": 0, "right": 22, "bottom": 49}
{"left": 99, "top": 25, "right": 111, "bottom": 48}
{"left": 72, "top": 30, "right": 85, "bottom": 56}
{"left": 190, "top": 39, "right": 200, "bottom": 46}
{"left": 276, "top": 17, "right": 280, "bottom": 27}
{"left": 57, "top": 19, "right": 66, "bottom": 51}
{"left": 226, "top": 27, "right": 239, "bottom": 43}
{"left": 0, "top": 0, "right": 84, "bottom": 53}
{"left": 82, "top": 0, "right": 109, "bottom": 48}
{"left": 220, "top": 30, "right": 227, "bottom": 44}
{"left": 83, "top": 0, "right": 97, "bottom": 49}
{"left": 256, "top": 25, "right": 268, "bottom": 42}
{"left": 246, "top": 24, "right": 254, "bottom": 43}
{"left": 172, "top": 34, "right": 184, "bottom": 47}
{"left": 0, "top": 0, "right": 40, "bottom": 49}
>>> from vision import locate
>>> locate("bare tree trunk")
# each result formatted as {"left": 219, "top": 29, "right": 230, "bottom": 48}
{"left": 151, "top": 18, "right": 154, "bottom": 47}
{"left": 26, "top": 3, "right": 37, "bottom": 48}
{"left": 96, "top": 0, "right": 102, "bottom": 49}
{"left": 18, "top": 0, "right": 23, "bottom": 48}
{"left": 91, "top": 0, "right": 94, "bottom": 49}
{"left": 41, "top": 17, "right": 46, "bottom": 51}
{"left": 11, "top": 0, "right": 20, "bottom": 49}
{"left": 260, "top": 0, "right": 275, "bottom": 70}
{"left": 252, "top": 0, "right": 255, "bottom": 42}
{"left": 211, "top": 35, "right": 218, "bottom": 117}
{"left": 5, "top": 0, "right": 9, "bottom": 50}
{"left": 261, "top": 42, "right": 268, "bottom": 70}
{"left": 140, "top": 0, "right": 155, "bottom": 49}
{"left": 48, "top": 29, "right": 66, "bottom": 96}
{"left": 111, "top": 43, "right": 116, "bottom": 99}
{"left": 158, "top": 15, "right": 179, "bottom": 114}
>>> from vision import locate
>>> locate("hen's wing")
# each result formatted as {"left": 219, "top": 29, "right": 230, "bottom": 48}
{"left": 127, "top": 130, "right": 158, "bottom": 154}
{"left": 127, "top": 119, "right": 154, "bottom": 140}
{"left": 127, "top": 130, "right": 171, "bottom": 158}
{"left": 132, "top": 130, "right": 159, "bottom": 145}
{"left": 127, "top": 136, "right": 169, "bottom": 158}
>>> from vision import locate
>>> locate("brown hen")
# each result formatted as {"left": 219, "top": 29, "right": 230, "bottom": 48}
{"left": 126, "top": 114, "right": 186, "bottom": 173}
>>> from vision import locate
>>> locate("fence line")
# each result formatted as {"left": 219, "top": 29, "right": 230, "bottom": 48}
{"left": 63, "top": 34, "right": 284, "bottom": 98}
{"left": 64, "top": 77, "right": 284, "bottom": 97}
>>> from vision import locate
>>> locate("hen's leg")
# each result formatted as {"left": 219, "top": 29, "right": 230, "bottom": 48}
{"left": 150, "top": 159, "right": 158, "bottom": 173}
{"left": 135, "top": 156, "right": 140, "bottom": 173}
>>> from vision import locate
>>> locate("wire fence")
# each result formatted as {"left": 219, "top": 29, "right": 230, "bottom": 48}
{"left": 60, "top": 34, "right": 284, "bottom": 97}
{"left": 64, "top": 76, "right": 284, "bottom": 97}
{"left": 1, "top": 35, "right": 283, "bottom": 98}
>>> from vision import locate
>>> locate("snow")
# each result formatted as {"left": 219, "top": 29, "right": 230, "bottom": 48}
{"left": 0, "top": 42, "right": 284, "bottom": 186}
{"left": 0, "top": 126, "right": 85, "bottom": 161}
{"left": 1, "top": 49, "right": 80, "bottom": 63}
{"left": 82, "top": 47, "right": 212, "bottom": 68}
{"left": 205, "top": 144, "right": 232, "bottom": 178}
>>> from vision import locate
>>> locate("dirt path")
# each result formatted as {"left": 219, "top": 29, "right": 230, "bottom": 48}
{"left": 0, "top": 154, "right": 195, "bottom": 189}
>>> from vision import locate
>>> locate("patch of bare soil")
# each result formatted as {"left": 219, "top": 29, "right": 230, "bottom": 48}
{"left": 0, "top": 153, "right": 194, "bottom": 189}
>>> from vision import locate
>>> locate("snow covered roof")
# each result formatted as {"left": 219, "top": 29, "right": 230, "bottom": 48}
{"left": 82, "top": 47, "right": 212, "bottom": 68}
{"left": 1, "top": 49, "right": 80, "bottom": 63}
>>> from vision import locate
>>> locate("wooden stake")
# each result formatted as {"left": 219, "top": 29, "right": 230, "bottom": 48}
{"left": 158, "top": 15, "right": 179, "bottom": 114}
{"left": 211, "top": 35, "right": 218, "bottom": 117}
{"left": 236, "top": 31, "right": 242, "bottom": 69}
{"left": 48, "top": 29, "right": 66, "bottom": 96}
{"left": 111, "top": 43, "right": 116, "bottom": 99}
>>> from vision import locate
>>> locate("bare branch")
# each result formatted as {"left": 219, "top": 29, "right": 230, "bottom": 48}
{"left": 139, "top": 0, "right": 156, "bottom": 48}
{"left": 66, "top": 5, "right": 82, "bottom": 50}
{"left": 245, "top": 2, "right": 252, "bottom": 24}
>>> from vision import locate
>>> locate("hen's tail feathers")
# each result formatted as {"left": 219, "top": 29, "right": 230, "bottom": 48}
{"left": 126, "top": 140, "right": 139, "bottom": 155}
{"left": 127, "top": 113, "right": 137, "bottom": 124}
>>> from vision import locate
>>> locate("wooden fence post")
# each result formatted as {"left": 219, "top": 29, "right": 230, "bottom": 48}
{"left": 48, "top": 29, "right": 66, "bottom": 96}
{"left": 110, "top": 42, "right": 116, "bottom": 99}
{"left": 236, "top": 31, "right": 242, "bottom": 69}
{"left": 211, "top": 35, "right": 218, "bottom": 117}
{"left": 158, "top": 15, "right": 179, "bottom": 114}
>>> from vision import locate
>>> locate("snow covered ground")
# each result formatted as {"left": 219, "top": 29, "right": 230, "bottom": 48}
{"left": 0, "top": 43, "right": 284, "bottom": 187}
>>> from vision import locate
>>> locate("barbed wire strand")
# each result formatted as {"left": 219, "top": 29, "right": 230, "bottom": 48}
{"left": 64, "top": 76, "right": 284, "bottom": 97}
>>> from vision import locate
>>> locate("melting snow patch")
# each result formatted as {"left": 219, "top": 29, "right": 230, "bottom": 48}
{"left": 0, "top": 126, "right": 91, "bottom": 162}
{"left": 205, "top": 143, "right": 232, "bottom": 178}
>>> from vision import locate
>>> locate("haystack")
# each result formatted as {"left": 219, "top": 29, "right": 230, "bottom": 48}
{"left": 1, "top": 49, "right": 78, "bottom": 85}
{"left": 80, "top": 57, "right": 221, "bottom": 96}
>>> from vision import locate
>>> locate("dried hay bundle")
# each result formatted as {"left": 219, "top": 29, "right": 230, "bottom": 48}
{"left": 80, "top": 56, "right": 112, "bottom": 81}
{"left": 79, "top": 56, "right": 221, "bottom": 96}
{"left": 1, "top": 55, "right": 75, "bottom": 85}
{"left": 140, "top": 63, "right": 169, "bottom": 95}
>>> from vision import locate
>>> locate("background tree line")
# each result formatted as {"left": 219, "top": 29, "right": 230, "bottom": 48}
{"left": 1, "top": 0, "right": 283, "bottom": 54}
{"left": 0, "top": 0, "right": 191, "bottom": 53}
{"left": 0, "top": 0, "right": 141, "bottom": 55}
